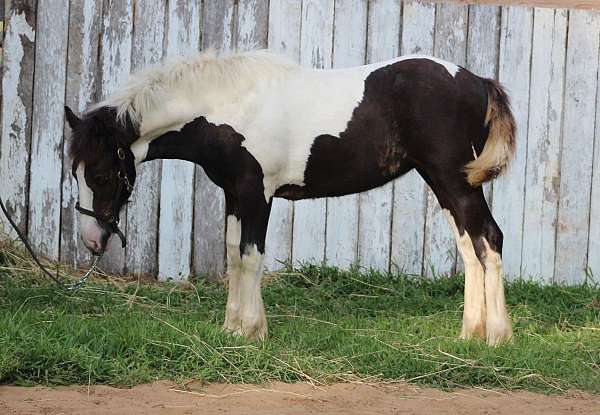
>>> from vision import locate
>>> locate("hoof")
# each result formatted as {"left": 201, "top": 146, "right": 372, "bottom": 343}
{"left": 459, "top": 321, "right": 486, "bottom": 340}
{"left": 459, "top": 312, "right": 486, "bottom": 340}
{"left": 486, "top": 317, "right": 513, "bottom": 346}
{"left": 223, "top": 311, "right": 241, "bottom": 333}
{"left": 239, "top": 313, "right": 268, "bottom": 342}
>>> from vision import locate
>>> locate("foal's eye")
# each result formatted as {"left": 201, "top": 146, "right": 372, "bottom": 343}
{"left": 94, "top": 174, "right": 109, "bottom": 185}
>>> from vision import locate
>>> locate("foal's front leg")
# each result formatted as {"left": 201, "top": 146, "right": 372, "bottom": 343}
{"left": 238, "top": 242, "right": 268, "bottom": 340}
{"left": 224, "top": 214, "right": 243, "bottom": 332}
{"left": 225, "top": 189, "right": 271, "bottom": 341}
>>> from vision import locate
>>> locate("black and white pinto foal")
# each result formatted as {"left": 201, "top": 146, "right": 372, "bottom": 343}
{"left": 66, "top": 50, "right": 516, "bottom": 346}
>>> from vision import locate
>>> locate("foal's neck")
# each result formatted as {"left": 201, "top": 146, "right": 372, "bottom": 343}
{"left": 141, "top": 116, "right": 241, "bottom": 175}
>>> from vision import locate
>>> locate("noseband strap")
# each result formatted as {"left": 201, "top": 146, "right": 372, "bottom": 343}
{"left": 75, "top": 147, "right": 132, "bottom": 249}
{"left": 75, "top": 202, "right": 127, "bottom": 248}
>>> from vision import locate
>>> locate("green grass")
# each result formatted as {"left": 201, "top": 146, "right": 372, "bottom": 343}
{"left": 0, "top": 244, "right": 598, "bottom": 393}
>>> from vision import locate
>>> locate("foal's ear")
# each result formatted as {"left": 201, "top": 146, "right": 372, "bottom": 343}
{"left": 64, "top": 106, "right": 82, "bottom": 129}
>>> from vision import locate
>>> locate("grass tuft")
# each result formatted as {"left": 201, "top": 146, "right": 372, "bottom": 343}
{"left": 0, "top": 240, "right": 598, "bottom": 393}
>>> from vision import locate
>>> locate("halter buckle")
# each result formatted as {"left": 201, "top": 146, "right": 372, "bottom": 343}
{"left": 117, "top": 147, "right": 126, "bottom": 160}
{"left": 117, "top": 171, "right": 133, "bottom": 192}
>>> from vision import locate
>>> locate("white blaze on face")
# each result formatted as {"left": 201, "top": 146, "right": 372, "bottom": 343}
{"left": 75, "top": 162, "right": 106, "bottom": 252}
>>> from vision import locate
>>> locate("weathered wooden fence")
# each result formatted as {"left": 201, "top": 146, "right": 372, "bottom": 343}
{"left": 1, "top": 0, "right": 599, "bottom": 284}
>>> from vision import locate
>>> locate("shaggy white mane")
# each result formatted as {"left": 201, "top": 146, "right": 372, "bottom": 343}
{"left": 91, "top": 49, "right": 299, "bottom": 126}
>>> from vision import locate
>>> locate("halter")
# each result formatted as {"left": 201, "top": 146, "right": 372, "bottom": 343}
{"left": 75, "top": 147, "right": 133, "bottom": 249}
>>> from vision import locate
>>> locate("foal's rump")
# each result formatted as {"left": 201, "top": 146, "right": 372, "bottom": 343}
{"left": 275, "top": 57, "right": 516, "bottom": 200}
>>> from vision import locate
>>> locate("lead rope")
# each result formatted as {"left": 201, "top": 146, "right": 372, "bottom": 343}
{"left": 0, "top": 196, "right": 102, "bottom": 291}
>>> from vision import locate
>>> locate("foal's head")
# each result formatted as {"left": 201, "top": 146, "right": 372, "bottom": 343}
{"left": 65, "top": 106, "right": 138, "bottom": 254}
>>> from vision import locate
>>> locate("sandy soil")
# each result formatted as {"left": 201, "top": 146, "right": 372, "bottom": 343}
{"left": 439, "top": 0, "right": 599, "bottom": 9}
{"left": 1, "top": 381, "right": 598, "bottom": 415}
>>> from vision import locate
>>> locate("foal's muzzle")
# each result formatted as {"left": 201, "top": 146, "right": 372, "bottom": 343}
{"left": 76, "top": 202, "right": 127, "bottom": 249}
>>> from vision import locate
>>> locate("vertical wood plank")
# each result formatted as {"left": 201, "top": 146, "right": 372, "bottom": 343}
{"left": 268, "top": 0, "right": 301, "bottom": 58}
{"left": 391, "top": 1, "right": 435, "bottom": 275}
{"left": 521, "top": 8, "right": 567, "bottom": 281}
{"left": 466, "top": 5, "right": 501, "bottom": 90}
{"left": 0, "top": 0, "right": 36, "bottom": 239}
{"left": 589, "top": 42, "right": 600, "bottom": 278}
{"left": 0, "top": 3, "right": 4, "bottom": 104}
{"left": 292, "top": 0, "right": 334, "bottom": 264}
{"left": 201, "top": 0, "right": 236, "bottom": 51}
{"left": 125, "top": 0, "right": 165, "bottom": 276}
{"left": 325, "top": 0, "right": 367, "bottom": 269}
{"left": 97, "top": 0, "right": 133, "bottom": 273}
{"left": 555, "top": 10, "right": 600, "bottom": 283}
{"left": 359, "top": 0, "right": 401, "bottom": 271}
{"left": 28, "top": 0, "right": 70, "bottom": 259}
{"left": 422, "top": 2, "right": 468, "bottom": 277}
{"left": 193, "top": 1, "right": 235, "bottom": 278}
{"left": 236, "top": 0, "right": 269, "bottom": 50}
{"left": 61, "top": 0, "right": 103, "bottom": 268}
{"left": 491, "top": 6, "right": 533, "bottom": 279}
{"left": 264, "top": 0, "right": 301, "bottom": 271}
{"left": 159, "top": 0, "right": 201, "bottom": 281}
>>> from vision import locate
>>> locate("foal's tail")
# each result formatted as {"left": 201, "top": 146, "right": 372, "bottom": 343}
{"left": 464, "top": 78, "right": 516, "bottom": 187}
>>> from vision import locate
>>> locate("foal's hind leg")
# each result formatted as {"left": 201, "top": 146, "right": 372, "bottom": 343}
{"left": 442, "top": 209, "right": 487, "bottom": 339}
{"left": 421, "top": 170, "right": 512, "bottom": 345}
{"left": 450, "top": 189, "right": 511, "bottom": 345}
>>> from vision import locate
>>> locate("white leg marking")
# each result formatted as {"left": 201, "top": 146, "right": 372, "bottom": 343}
{"left": 224, "top": 215, "right": 242, "bottom": 332}
{"left": 482, "top": 239, "right": 512, "bottom": 346}
{"left": 443, "top": 210, "right": 486, "bottom": 340}
{"left": 239, "top": 244, "right": 267, "bottom": 341}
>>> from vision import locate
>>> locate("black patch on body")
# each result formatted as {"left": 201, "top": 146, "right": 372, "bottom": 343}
{"left": 276, "top": 59, "right": 488, "bottom": 199}
{"left": 146, "top": 117, "right": 270, "bottom": 254}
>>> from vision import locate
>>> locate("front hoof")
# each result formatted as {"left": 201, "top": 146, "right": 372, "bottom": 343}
{"left": 239, "top": 313, "right": 268, "bottom": 341}
{"left": 459, "top": 319, "right": 486, "bottom": 340}
{"left": 486, "top": 317, "right": 513, "bottom": 346}
{"left": 223, "top": 321, "right": 241, "bottom": 334}
{"left": 223, "top": 317, "right": 242, "bottom": 334}
{"left": 458, "top": 324, "right": 486, "bottom": 340}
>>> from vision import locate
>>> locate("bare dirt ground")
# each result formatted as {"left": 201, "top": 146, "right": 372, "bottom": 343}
{"left": 1, "top": 381, "right": 598, "bottom": 415}
{"left": 441, "top": 0, "right": 599, "bottom": 9}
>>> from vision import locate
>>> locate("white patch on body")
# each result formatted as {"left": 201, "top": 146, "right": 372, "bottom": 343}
{"left": 443, "top": 209, "right": 486, "bottom": 339}
{"left": 97, "top": 51, "right": 460, "bottom": 202}
{"left": 224, "top": 215, "right": 242, "bottom": 332}
{"left": 75, "top": 162, "right": 105, "bottom": 252}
